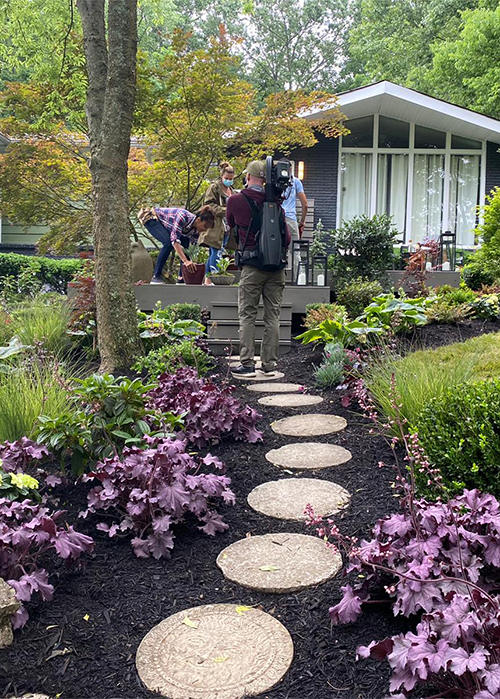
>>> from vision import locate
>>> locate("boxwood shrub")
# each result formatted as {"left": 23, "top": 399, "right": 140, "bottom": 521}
{"left": 416, "top": 378, "right": 500, "bottom": 497}
{"left": 0, "top": 253, "right": 82, "bottom": 293}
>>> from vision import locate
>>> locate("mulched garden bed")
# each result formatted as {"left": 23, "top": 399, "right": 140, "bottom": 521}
{"left": 3, "top": 321, "right": 498, "bottom": 699}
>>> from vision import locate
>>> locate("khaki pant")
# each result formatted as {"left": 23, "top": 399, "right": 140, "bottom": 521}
{"left": 238, "top": 265, "right": 286, "bottom": 371}
{"left": 286, "top": 217, "right": 300, "bottom": 269}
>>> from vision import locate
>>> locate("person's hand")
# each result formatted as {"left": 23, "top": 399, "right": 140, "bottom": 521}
{"left": 185, "top": 260, "right": 197, "bottom": 272}
{"left": 299, "top": 222, "right": 305, "bottom": 239}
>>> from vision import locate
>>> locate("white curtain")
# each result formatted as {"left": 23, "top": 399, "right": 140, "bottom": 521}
{"left": 449, "top": 155, "right": 480, "bottom": 246}
{"left": 377, "top": 154, "right": 408, "bottom": 234}
{"left": 340, "top": 153, "right": 372, "bottom": 222}
{"left": 411, "top": 154, "right": 444, "bottom": 242}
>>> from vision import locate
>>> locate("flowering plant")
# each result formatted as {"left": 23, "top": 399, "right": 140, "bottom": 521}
{"left": 81, "top": 436, "right": 235, "bottom": 559}
{"left": 146, "top": 368, "right": 262, "bottom": 447}
{"left": 1, "top": 498, "right": 94, "bottom": 628}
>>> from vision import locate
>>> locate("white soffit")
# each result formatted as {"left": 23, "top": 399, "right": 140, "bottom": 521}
{"left": 308, "top": 81, "right": 500, "bottom": 144}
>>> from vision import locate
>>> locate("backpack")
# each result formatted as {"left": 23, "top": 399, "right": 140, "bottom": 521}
{"left": 236, "top": 193, "right": 287, "bottom": 271}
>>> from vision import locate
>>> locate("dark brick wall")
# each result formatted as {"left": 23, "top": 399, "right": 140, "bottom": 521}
{"left": 486, "top": 141, "right": 500, "bottom": 196}
{"left": 290, "top": 134, "right": 339, "bottom": 230}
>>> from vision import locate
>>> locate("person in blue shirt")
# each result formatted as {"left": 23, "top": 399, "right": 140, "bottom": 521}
{"left": 281, "top": 174, "right": 308, "bottom": 266}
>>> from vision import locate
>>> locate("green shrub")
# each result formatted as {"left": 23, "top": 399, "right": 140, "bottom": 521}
{"left": 416, "top": 379, "right": 500, "bottom": 497}
{"left": 313, "top": 342, "right": 345, "bottom": 388}
{"left": 137, "top": 304, "right": 205, "bottom": 350}
{"left": 304, "top": 303, "right": 348, "bottom": 329}
{"left": 364, "top": 349, "right": 475, "bottom": 435}
{"left": 336, "top": 278, "right": 384, "bottom": 318}
{"left": 462, "top": 261, "right": 497, "bottom": 291}
{"left": 133, "top": 339, "right": 212, "bottom": 377}
{"left": 359, "top": 293, "right": 429, "bottom": 332}
{"left": 0, "top": 253, "right": 83, "bottom": 293}
{"left": 426, "top": 300, "right": 473, "bottom": 324}
{"left": 476, "top": 186, "right": 500, "bottom": 256}
{"left": 469, "top": 293, "right": 500, "bottom": 320}
{"left": 165, "top": 303, "right": 202, "bottom": 323}
{"left": 8, "top": 296, "right": 72, "bottom": 354}
{"left": 435, "top": 284, "right": 477, "bottom": 306}
{"left": 327, "top": 214, "right": 396, "bottom": 290}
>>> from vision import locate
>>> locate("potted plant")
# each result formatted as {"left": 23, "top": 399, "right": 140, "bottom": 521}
{"left": 182, "top": 244, "right": 209, "bottom": 285}
{"left": 207, "top": 257, "right": 235, "bottom": 285}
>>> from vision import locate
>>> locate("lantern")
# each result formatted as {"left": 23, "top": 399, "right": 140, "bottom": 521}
{"left": 311, "top": 254, "right": 328, "bottom": 286}
{"left": 439, "top": 231, "right": 457, "bottom": 271}
{"left": 292, "top": 240, "right": 310, "bottom": 285}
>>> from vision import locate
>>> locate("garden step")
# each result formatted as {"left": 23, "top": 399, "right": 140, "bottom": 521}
{"left": 265, "top": 443, "right": 352, "bottom": 470}
{"left": 136, "top": 603, "right": 293, "bottom": 699}
{"left": 216, "top": 533, "right": 342, "bottom": 593}
{"left": 211, "top": 302, "right": 292, "bottom": 322}
{"left": 247, "top": 382, "right": 303, "bottom": 393}
{"left": 247, "top": 478, "right": 351, "bottom": 521}
{"left": 207, "top": 339, "right": 292, "bottom": 356}
{"left": 209, "top": 320, "right": 291, "bottom": 342}
{"left": 258, "top": 394, "right": 324, "bottom": 407}
{"left": 233, "top": 370, "right": 285, "bottom": 381}
{"left": 271, "top": 413, "right": 347, "bottom": 437}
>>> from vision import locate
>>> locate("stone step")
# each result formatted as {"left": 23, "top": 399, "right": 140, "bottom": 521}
{"left": 247, "top": 478, "right": 351, "bottom": 521}
{"left": 207, "top": 339, "right": 292, "bottom": 356}
{"left": 211, "top": 302, "right": 292, "bottom": 322}
{"left": 209, "top": 320, "right": 291, "bottom": 342}
{"left": 271, "top": 413, "right": 347, "bottom": 437}
{"left": 265, "top": 442, "right": 352, "bottom": 470}
{"left": 258, "top": 393, "right": 323, "bottom": 408}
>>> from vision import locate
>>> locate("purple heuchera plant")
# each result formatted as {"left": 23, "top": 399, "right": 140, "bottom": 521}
{"left": 145, "top": 368, "right": 262, "bottom": 447}
{"left": 0, "top": 498, "right": 94, "bottom": 628}
{"left": 81, "top": 436, "right": 235, "bottom": 559}
{"left": 0, "top": 437, "right": 51, "bottom": 473}
{"left": 326, "top": 489, "right": 500, "bottom": 698}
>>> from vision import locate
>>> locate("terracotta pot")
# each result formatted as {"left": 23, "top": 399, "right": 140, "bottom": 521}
{"left": 209, "top": 274, "right": 235, "bottom": 286}
{"left": 131, "top": 240, "right": 153, "bottom": 283}
{"left": 182, "top": 263, "right": 206, "bottom": 285}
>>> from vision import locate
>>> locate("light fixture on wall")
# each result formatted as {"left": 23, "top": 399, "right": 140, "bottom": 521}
{"left": 297, "top": 161, "right": 305, "bottom": 180}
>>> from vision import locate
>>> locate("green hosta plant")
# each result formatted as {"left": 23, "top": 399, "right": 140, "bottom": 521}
{"left": 296, "top": 317, "right": 384, "bottom": 347}
{"left": 137, "top": 308, "right": 205, "bottom": 349}
{"left": 359, "top": 293, "right": 430, "bottom": 332}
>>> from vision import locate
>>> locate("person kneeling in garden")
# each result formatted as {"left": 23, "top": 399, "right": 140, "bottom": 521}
{"left": 138, "top": 205, "right": 216, "bottom": 283}
{"left": 227, "top": 160, "right": 290, "bottom": 377}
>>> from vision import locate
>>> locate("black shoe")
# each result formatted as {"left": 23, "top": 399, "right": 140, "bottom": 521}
{"left": 231, "top": 365, "right": 256, "bottom": 378}
{"left": 260, "top": 366, "right": 278, "bottom": 376}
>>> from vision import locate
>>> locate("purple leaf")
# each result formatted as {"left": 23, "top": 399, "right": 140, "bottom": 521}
{"left": 329, "top": 585, "right": 364, "bottom": 624}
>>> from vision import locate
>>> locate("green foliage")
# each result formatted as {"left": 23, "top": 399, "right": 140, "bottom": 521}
{"left": 336, "top": 278, "right": 384, "bottom": 319}
{"left": 435, "top": 284, "right": 477, "bottom": 306}
{"left": 296, "top": 317, "right": 384, "bottom": 347}
{"left": 327, "top": 215, "right": 396, "bottom": 291}
{"left": 462, "top": 261, "right": 497, "bottom": 291}
{"left": 426, "top": 300, "right": 473, "bottom": 324}
{"left": 365, "top": 349, "right": 476, "bottom": 436}
{"left": 313, "top": 342, "right": 345, "bottom": 388}
{"left": 137, "top": 306, "right": 205, "bottom": 350}
{"left": 0, "top": 469, "right": 40, "bottom": 503}
{"left": 469, "top": 293, "right": 500, "bottom": 320}
{"left": 416, "top": 379, "right": 500, "bottom": 497}
{"left": 185, "top": 244, "right": 209, "bottom": 265}
{"left": 208, "top": 257, "right": 234, "bottom": 276}
{"left": 304, "top": 303, "right": 348, "bottom": 329}
{"left": 133, "top": 339, "right": 213, "bottom": 378}
{"left": 8, "top": 296, "right": 72, "bottom": 354}
{"left": 359, "top": 294, "right": 430, "bottom": 333}
{"left": 165, "top": 303, "right": 202, "bottom": 323}
{"left": 477, "top": 187, "right": 500, "bottom": 250}
{"left": 0, "top": 253, "right": 82, "bottom": 293}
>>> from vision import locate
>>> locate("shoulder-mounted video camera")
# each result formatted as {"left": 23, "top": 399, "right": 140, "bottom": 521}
{"left": 265, "top": 156, "right": 292, "bottom": 202}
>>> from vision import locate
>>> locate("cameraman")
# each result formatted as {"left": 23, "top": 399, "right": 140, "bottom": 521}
{"left": 227, "top": 160, "right": 290, "bottom": 377}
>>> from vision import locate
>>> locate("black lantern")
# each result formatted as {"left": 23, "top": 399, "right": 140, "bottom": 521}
{"left": 292, "top": 240, "right": 310, "bottom": 285}
{"left": 311, "top": 254, "right": 328, "bottom": 286}
{"left": 439, "top": 231, "right": 457, "bottom": 271}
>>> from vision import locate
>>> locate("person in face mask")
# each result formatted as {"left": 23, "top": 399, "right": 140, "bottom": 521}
{"left": 199, "top": 162, "right": 236, "bottom": 284}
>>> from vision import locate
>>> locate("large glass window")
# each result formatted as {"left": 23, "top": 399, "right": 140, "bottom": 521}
{"left": 377, "top": 154, "right": 409, "bottom": 233}
{"left": 411, "top": 154, "right": 445, "bottom": 242}
{"left": 449, "top": 155, "right": 480, "bottom": 246}
{"left": 415, "top": 125, "right": 446, "bottom": 149}
{"left": 340, "top": 153, "right": 372, "bottom": 222}
{"left": 342, "top": 116, "right": 374, "bottom": 148}
{"left": 451, "top": 135, "right": 482, "bottom": 150}
{"left": 378, "top": 116, "right": 409, "bottom": 148}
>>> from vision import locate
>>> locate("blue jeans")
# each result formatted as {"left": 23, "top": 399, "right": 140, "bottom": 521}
{"left": 205, "top": 233, "right": 230, "bottom": 274}
{"left": 145, "top": 219, "right": 189, "bottom": 278}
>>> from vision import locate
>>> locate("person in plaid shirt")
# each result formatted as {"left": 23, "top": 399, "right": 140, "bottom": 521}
{"left": 138, "top": 205, "right": 215, "bottom": 283}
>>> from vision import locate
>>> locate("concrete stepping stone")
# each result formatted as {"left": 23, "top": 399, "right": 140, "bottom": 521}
{"left": 258, "top": 393, "right": 323, "bottom": 408}
{"left": 217, "top": 533, "right": 342, "bottom": 593}
{"left": 136, "top": 603, "right": 293, "bottom": 699}
{"left": 271, "top": 413, "right": 347, "bottom": 437}
{"left": 266, "top": 442, "right": 352, "bottom": 470}
{"left": 247, "top": 382, "right": 303, "bottom": 393}
{"left": 234, "top": 370, "right": 285, "bottom": 381}
{"left": 230, "top": 360, "right": 262, "bottom": 369}
{"left": 247, "top": 478, "right": 351, "bottom": 521}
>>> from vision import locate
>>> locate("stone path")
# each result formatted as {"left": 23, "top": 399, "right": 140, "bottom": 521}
{"left": 247, "top": 478, "right": 350, "bottom": 520}
{"left": 266, "top": 442, "right": 352, "bottom": 470}
{"left": 234, "top": 371, "right": 285, "bottom": 381}
{"left": 271, "top": 413, "right": 347, "bottom": 437}
{"left": 135, "top": 360, "right": 354, "bottom": 698}
{"left": 216, "top": 533, "right": 342, "bottom": 593}
{"left": 136, "top": 604, "right": 293, "bottom": 699}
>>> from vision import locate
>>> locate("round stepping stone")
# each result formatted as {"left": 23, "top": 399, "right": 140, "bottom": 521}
{"left": 258, "top": 393, "right": 323, "bottom": 408}
{"left": 226, "top": 355, "right": 260, "bottom": 362}
{"left": 234, "top": 371, "right": 285, "bottom": 381}
{"left": 247, "top": 382, "right": 303, "bottom": 393}
{"left": 230, "top": 360, "right": 262, "bottom": 369}
{"left": 217, "top": 533, "right": 342, "bottom": 593}
{"left": 266, "top": 442, "right": 352, "bottom": 470}
{"left": 247, "top": 478, "right": 351, "bottom": 521}
{"left": 271, "top": 413, "right": 347, "bottom": 437}
{"left": 136, "top": 603, "right": 293, "bottom": 699}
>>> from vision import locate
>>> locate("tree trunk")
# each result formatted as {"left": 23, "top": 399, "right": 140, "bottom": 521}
{"left": 77, "top": 0, "right": 140, "bottom": 372}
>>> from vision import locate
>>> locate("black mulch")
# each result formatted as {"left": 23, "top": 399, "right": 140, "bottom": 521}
{"left": 2, "top": 321, "right": 498, "bottom": 699}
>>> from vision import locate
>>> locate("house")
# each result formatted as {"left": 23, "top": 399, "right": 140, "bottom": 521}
{"left": 290, "top": 81, "right": 500, "bottom": 248}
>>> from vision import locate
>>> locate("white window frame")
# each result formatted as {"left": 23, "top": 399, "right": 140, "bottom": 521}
{"left": 337, "top": 117, "right": 485, "bottom": 245}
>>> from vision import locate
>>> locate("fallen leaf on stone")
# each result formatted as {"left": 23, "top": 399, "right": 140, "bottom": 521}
{"left": 83, "top": 614, "right": 90, "bottom": 621}
{"left": 235, "top": 605, "right": 253, "bottom": 615}
{"left": 222, "top": 553, "right": 228, "bottom": 559}
{"left": 259, "top": 565, "right": 279, "bottom": 572}
{"left": 212, "top": 656, "right": 229, "bottom": 662}
{"left": 182, "top": 616, "right": 199, "bottom": 628}
{"left": 282, "top": 469, "right": 294, "bottom": 475}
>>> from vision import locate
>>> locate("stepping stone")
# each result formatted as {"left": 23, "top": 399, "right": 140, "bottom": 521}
{"left": 247, "top": 478, "right": 351, "bottom": 521}
{"left": 136, "top": 603, "right": 293, "bottom": 699}
{"left": 226, "top": 355, "right": 260, "bottom": 362}
{"left": 217, "top": 533, "right": 342, "bottom": 593}
{"left": 247, "top": 382, "right": 303, "bottom": 393}
{"left": 266, "top": 442, "right": 352, "bottom": 470}
{"left": 271, "top": 413, "right": 347, "bottom": 437}
{"left": 258, "top": 393, "right": 323, "bottom": 408}
{"left": 234, "top": 371, "right": 285, "bottom": 381}
{"left": 230, "top": 360, "right": 262, "bottom": 369}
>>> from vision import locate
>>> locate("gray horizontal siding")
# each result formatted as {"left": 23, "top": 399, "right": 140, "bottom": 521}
{"left": 486, "top": 141, "right": 500, "bottom": 196}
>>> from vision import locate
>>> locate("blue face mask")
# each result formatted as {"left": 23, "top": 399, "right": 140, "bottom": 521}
{"left": 222, "top": 178, "right": 234, "bottom": 187}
